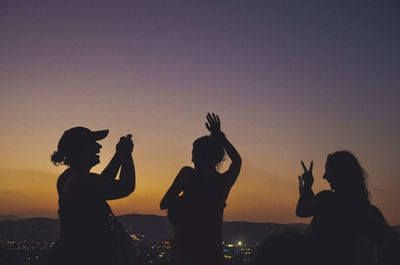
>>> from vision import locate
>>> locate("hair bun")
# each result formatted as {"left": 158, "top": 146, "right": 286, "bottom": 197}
{"left": 51, "top": 151, "right": 65, "bottom": 165}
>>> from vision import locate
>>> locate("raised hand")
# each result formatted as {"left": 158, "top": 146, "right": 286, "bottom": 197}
{"left": 299, "top": 161, "right": 314, "bottom": 191}
{"left": 205, "top": 113, "right": 222, "bottom": 135}
{"left": 116, "top": 134, "right": 134, "bottom": 156}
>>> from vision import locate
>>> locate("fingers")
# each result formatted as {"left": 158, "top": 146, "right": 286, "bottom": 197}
{"left": 309, "top": 161, "right": 313, "bottom": 173}
{"left": 206, "top": 112, "right": 220, "bottom": 125}
{"left": 207, "top": 113, "right": 217, "bottom": 122}
{"left": 206, "top": 113, "right": 222, "bottom": 134}
{"left": 212, "top": 113, "right": 217, "bottom": 123}
{"left": 119, "top": 134, "right": 133, "bottom": 146}
{"left": 206, "top": 113, "right": 213, "bottom": 125}
{"left": 301, "top": 161, "right": 308, "bottom": 172}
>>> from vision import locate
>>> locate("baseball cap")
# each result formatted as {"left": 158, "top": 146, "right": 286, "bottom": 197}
{"left": 57, "top": 126, "right": 109, "bottom": 155}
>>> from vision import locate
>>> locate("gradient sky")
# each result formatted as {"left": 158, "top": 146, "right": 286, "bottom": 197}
{"left": 0, "top": 0, "right": 399, "bottom": 224}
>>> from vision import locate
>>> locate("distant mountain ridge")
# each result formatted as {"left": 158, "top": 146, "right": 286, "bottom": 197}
{"left": 1, "top": 214, "right": 398, "bottom": 244}
{"left": 0, "top": 213, "right": 307, "bottom": 244}
{"left": 0, "top": 215, "right": 20, "bottom": 221}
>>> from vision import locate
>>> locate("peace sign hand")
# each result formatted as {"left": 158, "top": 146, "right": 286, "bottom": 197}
{"left": 299, "top": 161, "right": 314, "bottom": 191}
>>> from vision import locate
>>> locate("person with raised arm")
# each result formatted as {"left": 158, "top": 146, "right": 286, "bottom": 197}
{"left": 296, "top": 151, "right": 400, "bottom": 265}
{"left": 48, "top": 127, "right": 141, "bottom": 265}
{"left": 160, "top": 113, "right": 242, "bottom": 265}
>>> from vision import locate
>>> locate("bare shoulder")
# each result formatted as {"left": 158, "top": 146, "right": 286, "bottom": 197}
{"left": 179, "top": 166, "right": 195, "bottom": 175}
{"left": 315, "top": 190, "right": 334, "bottom": 202}
{"left": 56, "top": 170, "right": 69, "bottom": 191}
{"left": 175, "top": 166, "right": 195, "bottom": 186}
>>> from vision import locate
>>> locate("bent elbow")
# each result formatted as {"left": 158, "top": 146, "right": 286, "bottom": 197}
{"left": 236, "top": 156, "right": 242, "bottom": 166}
{"left": 120, "top": 184, "right": 135, "bottom": 198}
{"left": 296, "top": 207, "right": 312, "bottom": 218}
{"left": 235, "top": 154, "right": 242, "bottom": 164}
{"left": 160, "top": 200, "right": 168, "bottom": 210}
{"left": 233, "top": 156, "right": 242, "bottom": 169}
{"left": 296, "top": 209, "right": 305, "bottom": 218}
{"left": 127, "top": 185, "right": 135, "bottom": 196}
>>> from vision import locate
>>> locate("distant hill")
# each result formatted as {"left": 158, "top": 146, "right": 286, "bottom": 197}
{"left": 223, "top": 221, "right": 306, "bottom": 244}
{"left": 1, "top": 214, "right": 398, "bottom": 244}
{"left": 0, "top": 215, "right": 20, "bottom": 221}
{"left": 0, "top": 214, "right": 305, "bottom": 244}
{"left": 117, "top": 214, "right": 307, "bottom": 244}
{"left": 0, "top": 217, "right": 59, "bottom": 240}
{"left": 118, "top": 214, "right": 173, "bottom": 241}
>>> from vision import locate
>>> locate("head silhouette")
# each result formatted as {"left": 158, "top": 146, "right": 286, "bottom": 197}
{"left": 323, "top": 151, "right": 369, "bottom": 199}
{"left": 192, "top": 136, "right": 225, "bottom": 170}
{"left": 51, "top": 127, "right": 109, "bottom": 169}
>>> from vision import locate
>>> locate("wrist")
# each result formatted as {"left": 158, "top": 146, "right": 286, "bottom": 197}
{"left": 300, "top": 187, "right": 313, "bottom": 196}
{"left": 211, "top": 131, "right": 225, "bottom": 139}
{"left": 302, "top": 184, "right": 313, "bottom": 191}
{"left": 117, "top": 150, "right": 132, "bottom": 158}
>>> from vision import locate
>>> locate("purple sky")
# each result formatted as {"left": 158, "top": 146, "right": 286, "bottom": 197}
{"left": 0, "top": 0, "right": 399, "bottom": 223}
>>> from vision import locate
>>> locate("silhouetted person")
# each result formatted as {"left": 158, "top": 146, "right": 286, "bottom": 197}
{"left": 296, "top": 151, "right": 400, "bottom": 265}
{"left": 48, "top": 127, "right": 139, "bottom": 265}
{"left": 160, "top": 113, "right": 242, "bottom": 265}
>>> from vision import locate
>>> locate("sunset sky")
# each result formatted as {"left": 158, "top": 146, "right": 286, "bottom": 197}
{"left": 0, "top": 0, "right": 399, "bottom": 224}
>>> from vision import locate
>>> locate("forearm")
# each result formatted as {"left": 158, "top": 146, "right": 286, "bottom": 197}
{"left": 296, "top": 188, "right": 315, "bottom": 217}
{"left": 160, "top": 168, "right": 188, "bottom": 210}
{"left": 101, "top": 153, "right": 120, "bottom": 179}
{"left": 160, "top": 189, "right": 176, "bottom": 210}
{"left": 217, "top": 133, "right": 241, "bottom": 164}
{"left": 119, "top": 154, "right": 135, "bottom": 195}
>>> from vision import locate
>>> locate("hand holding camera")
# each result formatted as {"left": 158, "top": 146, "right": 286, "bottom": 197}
{"left": 116, "top": 134, "right": 134, "bottom": 157}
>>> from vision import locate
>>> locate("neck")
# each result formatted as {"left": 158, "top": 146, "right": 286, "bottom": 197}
{"left": 70, "top": 164, "right": 92, "bottom": 174}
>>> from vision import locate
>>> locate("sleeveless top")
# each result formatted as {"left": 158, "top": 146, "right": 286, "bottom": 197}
{"left": 172, "top": 170, "right": 232, "bottom": 265}
{"left": 49, "top": 170, "right": 116, "bottom": 265}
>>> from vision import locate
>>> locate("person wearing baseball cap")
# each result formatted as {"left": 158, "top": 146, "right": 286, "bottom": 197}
{"left": 51, "top": 126, "right": 109, "bottom": 167}
{"left": 48, "top": 126, "right": 141, "bottom": 265}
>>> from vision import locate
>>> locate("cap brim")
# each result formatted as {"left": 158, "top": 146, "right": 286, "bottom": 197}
{"left": 92, "top": 129, "right": 109, "bottom": 140}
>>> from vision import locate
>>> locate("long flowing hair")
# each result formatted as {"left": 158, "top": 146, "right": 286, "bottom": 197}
{"left": 327, "top": 151, "right": 370, "bottom": 204}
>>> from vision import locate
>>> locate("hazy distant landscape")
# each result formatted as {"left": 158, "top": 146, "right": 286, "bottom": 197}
{"left": 0, "top": 214, "right": 309, "bottom": 245}
{"left": 0, "top": 214, "right": 310, "bottom": 264}
{"left": 1, "top": 214, "right": 398, "bottom": 243}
